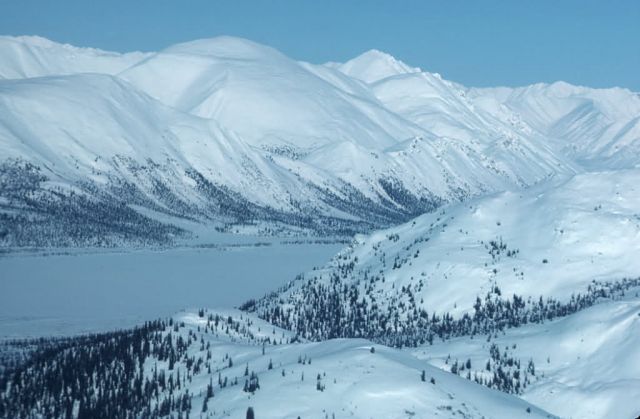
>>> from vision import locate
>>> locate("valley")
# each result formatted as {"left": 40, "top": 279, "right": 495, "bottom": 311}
{"left": 0, "top": 33, "right": 638, "bottom": 418}
{"left": 0, "top": 238, "right": 343, "bottom": 339}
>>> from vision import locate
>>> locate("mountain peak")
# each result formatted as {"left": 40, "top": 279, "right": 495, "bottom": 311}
{"left": 337, "top": 49, "right": 421, "bottom": 83}
{"left": 161, "top": 36, "right": 285, "bottom": 62}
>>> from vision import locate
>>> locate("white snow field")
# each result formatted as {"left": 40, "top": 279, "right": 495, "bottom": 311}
{"left": 151, "top": 309, "right": 555, "bottom": 419}
{"left": 416, "top": 296, "right": 640, "bottom": 419}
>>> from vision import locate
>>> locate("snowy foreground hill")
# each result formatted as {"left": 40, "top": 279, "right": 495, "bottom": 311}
{"left": 243, "top": 169, "right": 640, "bottom": 418}
{"left": 247, "top": 169, "right": 640, "bottom": 337}
{"left": 0, "top": 309, "right": 553, "bottom": 418}
{"left": 418, "top": 296, "right": 640, "bottom": 419}
{"left": 1, "top": 35, "right": 639, "bottom": 247}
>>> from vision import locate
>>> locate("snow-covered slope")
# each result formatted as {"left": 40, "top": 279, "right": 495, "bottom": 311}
{"left": 0, "top": 35, "right": 637, "bottom": 247}
{"left": 342, "top": 168, "right": 640, "bottom": 315}
{"left": 0, "top": 74, "right": 446, "bottom": 246}
{"left": 120, "top": 37, "right": 419, "bottom": 150}
{"left": 341, "top": 51, "right": 639, "bottom": 172}
{"left": 117, "top": 37, "right": 575, "bottom": 202}
{"left": 469, "top": 83, "right": 640, "bottom": 169}
{"left": 244, "top": 169, "right": 640, "bottom": 417}
{"left": 0, "top": 72, "right": 298, "bottom": 207}
{"left": 171, "top": 309, "right": 553, "bottom": 418}
{"left": 419, "top": 296, "right": 640, "bottom": 419}
{"left": 0, "top": 308, "right": 554, "bottom": 418}
{"left": 248, "top": 169, "right": 640, "bottom": 344}
{"left": 0, "top": 35, "right": 149, "bottom": 79}
{"left": 337, "top": 49, "right": 422, "bottom": 83}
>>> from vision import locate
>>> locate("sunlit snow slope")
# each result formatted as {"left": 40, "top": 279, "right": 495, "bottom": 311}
{"left": 0, "top": 35, "right": 637, "bottom": 247}
{"left": 245, "top": 169, "right": 640, "bottom": 418}
{"left": 248, "top": 169, "right": 640, "bottom": 344}
{"left": 419, "top": 296, "right": 640, "bottom": 419}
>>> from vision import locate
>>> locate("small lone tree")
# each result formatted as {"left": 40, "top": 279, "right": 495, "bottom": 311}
{"left": 246, "top": 407, "right": 255, "bottom": 419}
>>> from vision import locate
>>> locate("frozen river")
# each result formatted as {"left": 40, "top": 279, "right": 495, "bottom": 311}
{"left": 0, "top": 240, "right": 343, "bottom": 339}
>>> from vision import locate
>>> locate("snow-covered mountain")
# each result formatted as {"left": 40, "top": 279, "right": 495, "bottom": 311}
{"left": 343, "top": 50, "right": 640, "bottom": 172}
{"left": 0, "top": 35, "right": 637, "bottom": 247}
{"left": 469, "top": 83, "right": 640, "bottom": 169}
{"left": 336, "top": 49, "right": 422, "bottom": 83}
{"left": 419, "top": 296, "right": 640, "bottom": 419}
{"left": 248, "top": 168, "right": 640, "bottom": 332}
{"left": 0, "top": 308, "right": 555, "bottom": 418}
{"left": 0, "top": 35, "right": 149, "bottom": 79}
{"left": 246, "top": 168, "right": 640, "bottom": 417}
{"left": 119, "top": 37, "right": 419, "bottom": 150}
{"left": 2, "top": 34, "right": 638, "bottom": 418}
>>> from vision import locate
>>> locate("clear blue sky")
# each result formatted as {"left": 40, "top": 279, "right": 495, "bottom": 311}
{"left": 1, "top": 0, "right": 638, "bottom": 90}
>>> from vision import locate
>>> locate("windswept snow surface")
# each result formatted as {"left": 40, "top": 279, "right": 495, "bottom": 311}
{"left": 337, "top": 49, "right": 422, "bottom": 83}
{"left": 0, "top": 35, "right": 149, "bottom": 79}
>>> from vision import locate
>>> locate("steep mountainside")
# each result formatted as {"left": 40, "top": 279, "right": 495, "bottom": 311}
{"left": 0, "top": 35, "right": 637, "bottom": 247}
{"left": 247, "top": 169, "right": 640, "bottom": 345}
{"left": 342, "top": 50, "right": 639, "bottom": 172}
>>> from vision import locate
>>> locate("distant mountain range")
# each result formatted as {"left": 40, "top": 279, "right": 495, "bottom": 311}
{"left": 0, "top": 35, "right": 638, "bottom": 247}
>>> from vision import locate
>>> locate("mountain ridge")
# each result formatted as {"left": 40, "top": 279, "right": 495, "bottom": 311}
{"left": 0, "top": 35, "right": 637, "bottom": 247}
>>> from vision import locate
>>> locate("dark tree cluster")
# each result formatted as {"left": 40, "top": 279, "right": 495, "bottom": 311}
{"left": 377, "top": 177, "right": 444, "bottom": 220}
{"left": 245, "top": 274, "right": 640, "bottom": 349}
{"left": 0, "top": 310, "right": 282, "bottom": 419}
{"left": 447, "top": 344, "right": 536, "bottom": 394}
{"left": 485, "top": 237, "right": 519, "bottom": 261}
{"left": 0, "top": 159, "right": 185, "bottom": 248}
{"left": 1, "top": 157, "right": 448, "bottom": 248}
{"left": 0, "top": 321, "right": 175, "bottom": 418}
